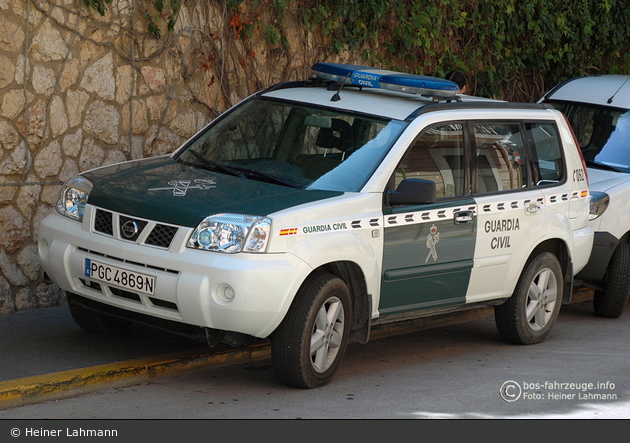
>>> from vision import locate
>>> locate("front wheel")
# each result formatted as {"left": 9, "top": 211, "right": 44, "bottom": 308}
{"left": 593, "top": 242, "right": 630, "bottom": 319}
{"left": 495, "top": 252, "right": 563, "bottom": 345}
{"left": 272, "top": 273, "right": 352, "bottom": 389}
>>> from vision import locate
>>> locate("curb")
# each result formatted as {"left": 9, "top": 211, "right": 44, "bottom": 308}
{"left": 0, "top": 289, "right": 594, "bottom": 410}
{"left": 0, "top": 344, "right": 272, "bottom": 410}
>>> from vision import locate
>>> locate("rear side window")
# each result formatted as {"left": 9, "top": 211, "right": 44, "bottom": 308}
{"left": 473, "top": 122, "right": 528, "bottom": 193}
{"left": 526, "top": 123, "right": 565, "bottom": 184}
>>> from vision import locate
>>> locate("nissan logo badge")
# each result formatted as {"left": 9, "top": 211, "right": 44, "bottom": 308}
{"left": 121, "top": 220, "right": 139, "bottom": 239}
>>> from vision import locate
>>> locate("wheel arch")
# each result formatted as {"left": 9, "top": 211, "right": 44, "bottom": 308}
{"left": 282, "top": 261, "right": 372, "bottom": 345}
{"left": 530, "top": 238, "right": 573, "bottom": 304}
{"left": 315, "top": 261, "right": 372, "bottom": 344}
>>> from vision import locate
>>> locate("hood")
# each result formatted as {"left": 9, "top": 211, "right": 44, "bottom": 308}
{"left": 83, "top": 156, "right": 342, "bottom": 227}
{"left": 586, "top": 167, "right": 630, "bottom": 193}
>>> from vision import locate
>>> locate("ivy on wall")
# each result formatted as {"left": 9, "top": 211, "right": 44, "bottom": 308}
{"left": 83, "top": 0, "right": 113, "bottom": 16}
{"left": 84, "top": 0, "right": 180, "bottom": 39}
{"left": 295, "top": 0, "right": 630, "bottom": 101}
{"left": 82, "top": 0, "right": 630, "bottom": 102}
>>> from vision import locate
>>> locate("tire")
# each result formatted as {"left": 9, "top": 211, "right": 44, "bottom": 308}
{"left": 495, "top": 251, "right": 563, "bottom": 345}
{"left": 272, "top": 273, "right": 352, "bottom": 389}
{"left": 67, "top": 293, "right": 131, "bottom": 334}
{"left": 593, "top": 242, "right": 630, "bottom": 319}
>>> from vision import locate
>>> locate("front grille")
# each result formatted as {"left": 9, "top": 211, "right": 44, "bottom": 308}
{"left": 78, "top": 278, "right": 179, "bottom": 313}
{"left": 145, "top": 224, "right": 179, "bottom": 248}
{"left": 94, "top": 210, "right": 113, "bottom": 235}
{"left": 149, "top": 297, "right": 178, "bottom": 311}
{"left": 110, "top": 287, "right": 142, "bottom": 303}
{"left": 92, "top": 209, "right": 179, "bottom": 249}
{"left": 79, "top": 278, "right": 102, "bottom": 291}
{"left": 119, "top": 216, "right": 148, "bottom": 242}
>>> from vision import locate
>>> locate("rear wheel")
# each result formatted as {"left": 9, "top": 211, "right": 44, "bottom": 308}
{"left": 67, "top": 293, "right": 131, "bottom": 333}
{"left": 593, "top": 242, "right": 630, "bottom": 319}
{"left": 495, "top": 252, "right": 563, "bottom": 345}
{"left": 272, "top": 273, "right": 351, "bottom": 389}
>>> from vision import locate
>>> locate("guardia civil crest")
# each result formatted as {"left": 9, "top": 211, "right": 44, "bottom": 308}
{"left": 425, "top": 224, "right": 440, "bottom": 263}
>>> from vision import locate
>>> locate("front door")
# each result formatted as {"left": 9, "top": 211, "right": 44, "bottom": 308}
{"left": 380, "top": 122, "right": 477, "bottom": 316}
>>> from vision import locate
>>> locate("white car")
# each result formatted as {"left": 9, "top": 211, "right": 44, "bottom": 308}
{"left": 542, "top": 75, "right": 630, "bottom": 318}
{"left": 39, "top": 63, "right": 593, "bottom": 388}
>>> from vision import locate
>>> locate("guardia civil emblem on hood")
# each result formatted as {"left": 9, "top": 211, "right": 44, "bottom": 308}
{"left": 148, "top": 179, "right": 217, "bottom": 197}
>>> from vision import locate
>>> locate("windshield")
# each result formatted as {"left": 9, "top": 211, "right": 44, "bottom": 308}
{"left": 174, "top": 97, "right": 407, "bottom": 192}
{"left": 547, "top": 100, "right": 630, "bottom": 173}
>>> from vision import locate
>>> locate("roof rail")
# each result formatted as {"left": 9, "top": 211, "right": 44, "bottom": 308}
{"left": 406, "top": 101, "right": 554, "bottom": 121}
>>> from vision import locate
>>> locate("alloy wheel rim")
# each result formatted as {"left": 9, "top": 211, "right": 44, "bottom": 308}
{"left": 310, "top": 296, "right": 345, "bottom": 373}
{"left": 525, "top": 268, "right": 558, "bottom": 331}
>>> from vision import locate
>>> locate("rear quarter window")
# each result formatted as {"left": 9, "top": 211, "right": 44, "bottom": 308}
{"left": 526, "top": 122, "right": 565, "bottom": 184}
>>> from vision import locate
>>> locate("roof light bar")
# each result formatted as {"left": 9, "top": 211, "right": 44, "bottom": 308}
{"left": 311, "top": 63, "right": 459, "bottom": 98}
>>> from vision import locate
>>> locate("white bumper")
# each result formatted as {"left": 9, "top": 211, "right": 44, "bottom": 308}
{"left": 38, "top": 210, "right": 311, "bottom": 339}
{"left": 572, "top": 225, "right": 595, "bottom": 276}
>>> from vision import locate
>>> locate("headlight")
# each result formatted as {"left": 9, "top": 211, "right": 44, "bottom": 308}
{"left": 55, "top": 176, "right": 93, "bottom": 222}
{"left": 589, "top": 191, "right": 610, "bottom": 221}
{"left": 188, "top": 213, "right": 272, "bottom": 253}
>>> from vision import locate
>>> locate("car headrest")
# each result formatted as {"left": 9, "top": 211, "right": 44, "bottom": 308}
{"left": 316, "top": 119, "right": 353, "bottom": 152}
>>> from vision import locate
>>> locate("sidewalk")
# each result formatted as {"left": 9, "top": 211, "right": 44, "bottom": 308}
{"left": 0, "top": 304, "right": 250, "bottom": 410}
{"left": 0, "top": 289, "right": 594, "bottom": 410}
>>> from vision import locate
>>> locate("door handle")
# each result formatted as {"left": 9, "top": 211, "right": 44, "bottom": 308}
{"left": 526, "top": 203, "right": 541, "bottom": 214}
{"left": 454, "top": 210, "right": 474, "bottom": 224}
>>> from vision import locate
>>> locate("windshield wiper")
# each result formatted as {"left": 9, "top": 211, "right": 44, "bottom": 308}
{"left": 185, "top": 150, "right": 303, "bottom": 188}
{"left": 186, "top": 150, "right": 247, "bottom": 178}
{"left": 228, "top": 165, "right": 304, "bottom": 189}
{"left": 584, "top": 159, "right": 623, "bottom": 172}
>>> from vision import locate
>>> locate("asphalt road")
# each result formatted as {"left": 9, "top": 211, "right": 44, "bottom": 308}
{"left": 0, "top": 298, "right": 628, "bottom": 420}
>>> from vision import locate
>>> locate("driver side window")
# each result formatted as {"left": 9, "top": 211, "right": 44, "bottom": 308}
{"left": 396, "top": 123, "right": 467, "bottom": 199}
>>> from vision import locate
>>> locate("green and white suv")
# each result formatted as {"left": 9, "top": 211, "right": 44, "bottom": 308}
{"left": 542, "top": 74, "right": 630, "bottom": 318}
{"left": 39, "top": 64, "right": 593, "bottom": 388}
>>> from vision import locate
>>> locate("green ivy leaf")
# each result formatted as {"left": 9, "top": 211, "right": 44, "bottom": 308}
{"left": 148, "top": 22, "right": 161, "bottom": 39}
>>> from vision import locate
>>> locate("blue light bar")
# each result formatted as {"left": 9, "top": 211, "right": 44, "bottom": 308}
{"left": 311, "top": 63, "right": 459, "bottom": 98}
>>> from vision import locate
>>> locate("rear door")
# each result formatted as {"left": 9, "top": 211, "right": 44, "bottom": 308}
{"left": 466, "top": 120, "right": 548, "bottom": 303}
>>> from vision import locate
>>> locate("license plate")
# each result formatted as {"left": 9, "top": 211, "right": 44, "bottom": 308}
{"left": 85, "top": 259, "right": 155, "bottom": 295}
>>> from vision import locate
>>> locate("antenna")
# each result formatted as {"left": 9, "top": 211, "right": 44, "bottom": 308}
{"left": 607, "top": 77, "right": 630, "bottom": 104}
{"left": 331, "top": 71, "right": 352, "bottom": 102}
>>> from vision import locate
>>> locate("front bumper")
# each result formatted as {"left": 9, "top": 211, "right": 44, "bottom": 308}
{"left": 38, "top": 207, "right": 311, "bottom": 339}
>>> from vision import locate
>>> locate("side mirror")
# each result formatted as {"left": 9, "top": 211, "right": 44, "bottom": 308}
{"left": 387, "top": 178, "right": 436, "bottom": 206}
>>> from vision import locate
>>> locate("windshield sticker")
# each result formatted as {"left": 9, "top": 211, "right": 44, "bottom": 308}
{"left": 148, "top": 179, "right": 217, "bottom": 197}
{"left": 425, "top": 224, "right": 440, "bottom": 263}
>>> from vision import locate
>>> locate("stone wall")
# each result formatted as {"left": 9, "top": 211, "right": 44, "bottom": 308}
{"left": 0, "top": 0, "right": 349, "bottom": 313}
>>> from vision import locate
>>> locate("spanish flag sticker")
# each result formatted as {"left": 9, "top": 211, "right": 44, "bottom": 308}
{"left": 279, "top": 228, "right": 298, "bottom": 236}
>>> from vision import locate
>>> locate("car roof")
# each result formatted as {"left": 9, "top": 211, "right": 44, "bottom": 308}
{"left": 542, "top": 74, "right": 630, "bottom": 109}
{"left": 262, "top": 82, "right": 499, "bottom": 121}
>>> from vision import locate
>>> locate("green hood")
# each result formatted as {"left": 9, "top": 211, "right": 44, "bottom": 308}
{"left": 83, "top": 156, "right": 342, "bottom": 227}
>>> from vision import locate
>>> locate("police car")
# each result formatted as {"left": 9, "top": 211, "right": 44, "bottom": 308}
{"left": 38, "top": 63, "right": 593, "bottom": 388}
{"left": 542, "top": 75, "right": 630, "bottom": 318}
